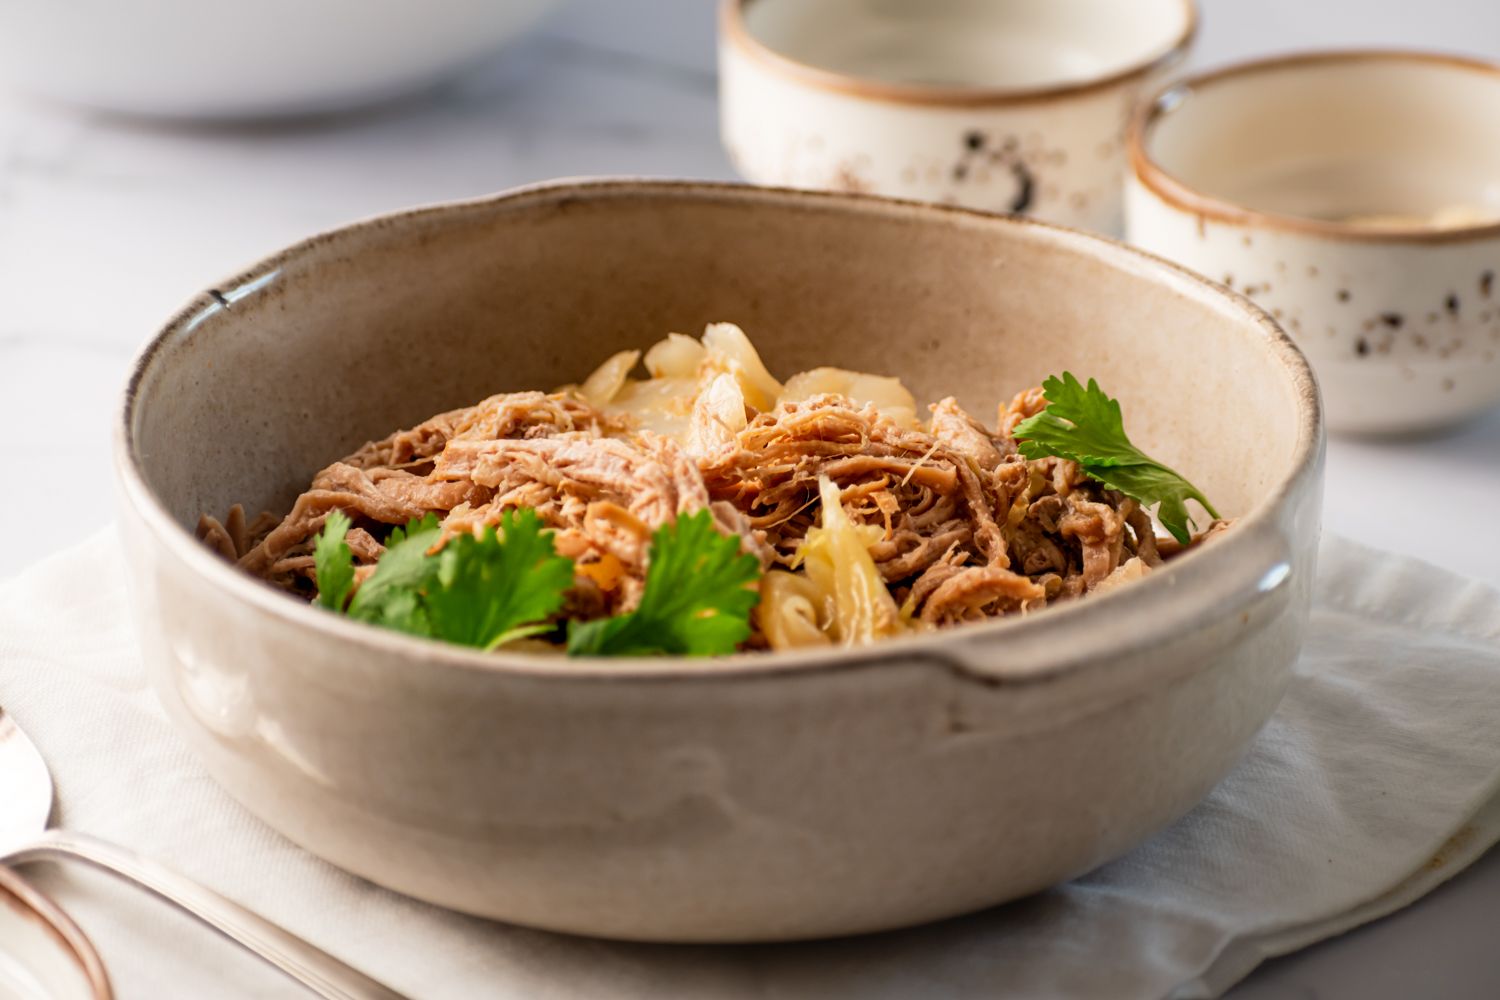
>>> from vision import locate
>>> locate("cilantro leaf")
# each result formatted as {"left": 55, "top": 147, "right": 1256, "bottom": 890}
{"left": 1012, "top": 373, "right": 1220, "bottom": 545}
{"left": 308, "top": 506, "right": 760, "bottom": 658}
{"left": 1012, "top": 373, "right": 1141, "bottom": 468}
{"left": 566, "top": 509, "right": 761, "bottom": 657}
{"left": 347, "top": 514, "right": 443, "bottom": 634}
{"left": 314, "top": 510, "right": 573, "bottom": 649}
{"left": 312, "top": 510, "right": 356, "bottom": 611}
{"left": 423, "top": 509, "right": 575, "bottom": 651}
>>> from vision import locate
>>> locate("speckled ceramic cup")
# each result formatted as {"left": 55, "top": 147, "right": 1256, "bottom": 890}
{"left": 720, "top": 0, "right": 1196, "bottom": 234}
{"left": 1127, "top": 51, "right": 1500, "bottom": 435}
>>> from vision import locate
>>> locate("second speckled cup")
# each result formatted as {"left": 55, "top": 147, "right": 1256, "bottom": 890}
{"left": 1127, "top": 51, "right": 1500, "bottom": 434}
{"left": 719, "top": 0, "right": 1197, "bottom": 235}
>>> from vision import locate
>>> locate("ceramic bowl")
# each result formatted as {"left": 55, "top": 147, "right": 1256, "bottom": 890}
{"left": 1126, "top": 50, "right": 1500, "bottom": 435}
{"left": 0, "top": 867, "right": 111, "bottom": 1000}
{"left": 719, "top": 0, "right": 1197, "bottom": 234}
{"left": 0, "top": 0, "right": 559, "bottom": 119}
{"left": 116, "top": 180, "right": 1322, "bottom": 943}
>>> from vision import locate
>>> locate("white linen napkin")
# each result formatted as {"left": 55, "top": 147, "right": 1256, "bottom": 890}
{"left": 1, "top": 531, "right": 1497, "bottom": 1000}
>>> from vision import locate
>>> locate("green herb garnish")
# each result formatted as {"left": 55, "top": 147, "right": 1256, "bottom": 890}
{"left": 312, "top": 507, "right": 760, "bottom": 657}
{"left": 1011, "top": 372, "right": 1219, "bottom": 545}
{"left": 424, "top": 510, "right": 576, "bottom": 651}
{"left": 312, "top": 510, "right": 356, "bottom": 611}
{"left": 565, "top": 509, "right": 761, "bottom": 657}
{"left": 346, "top": 513, "right": 443, "bottom": 634}
{"left": 314, "top": 508, "right": 572, "bottom": 650}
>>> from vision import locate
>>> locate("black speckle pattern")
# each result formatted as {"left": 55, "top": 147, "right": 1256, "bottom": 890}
{"left": 1380, "top": 313, "right": 1405, "bottom": 329}
{"left": 1010, "top": 167, "right": 1036, "bottom": 214}
{"left": 1355, "top": 337, "right": 1371, "bottom": 357}
{"left": 1482, "top": 271, "right": 1495, "bottom": 298}
{"left": 950, "top": 130, "right": 1041, "bottom": 215}
{"left": 1447, "top": 294, "right": 1461, "bottom": 315}
{"left": 1337, "top": 289, "right": 1352, "bottom": 303}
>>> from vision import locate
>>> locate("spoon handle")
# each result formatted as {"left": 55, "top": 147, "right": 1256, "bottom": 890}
{"left": 8, "top": 828, "right": 411, "bottom": 1000}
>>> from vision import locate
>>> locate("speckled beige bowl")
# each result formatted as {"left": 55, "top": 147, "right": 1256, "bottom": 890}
{"left": 116, "top": 180, "right": 1323, "bottom": 943}
{"left": 1127, "top": 50, "right": 1500, "bottom": 434}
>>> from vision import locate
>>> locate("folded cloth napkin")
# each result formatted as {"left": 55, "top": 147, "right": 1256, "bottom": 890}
{"left": 1, "top": 531, "right": 1497, "bottom": 1000}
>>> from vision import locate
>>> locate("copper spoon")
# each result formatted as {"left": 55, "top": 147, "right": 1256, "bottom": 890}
{"left": 0, "top": 705, "right": 409, "bottom": 1000}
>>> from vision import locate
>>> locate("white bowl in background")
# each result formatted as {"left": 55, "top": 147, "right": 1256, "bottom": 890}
{"left": 1127, "top": 50, "right": 1500, "bottom": 435}
{"left": 720, "top": 0, "right": 1197, "bottom": 234}
{"left": 0, "top": 0, "right": 561, "bottom": 119}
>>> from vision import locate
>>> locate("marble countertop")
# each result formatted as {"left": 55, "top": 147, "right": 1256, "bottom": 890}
{"left": 1, "top": 0, "right": 1496, "bottom": 996}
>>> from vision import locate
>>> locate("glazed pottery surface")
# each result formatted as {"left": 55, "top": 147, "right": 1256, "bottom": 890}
{"left": 116, "top": 181, "right": 1322, "bottom": 942}
{"left": 1127, "top": 51, "right": 1500, "bottom": 434}
{"left": 719, "top": 0, "right": 1197, "bottom": 234}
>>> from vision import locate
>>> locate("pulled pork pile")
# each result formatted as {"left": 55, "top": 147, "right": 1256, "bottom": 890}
{"left": 700, "top": 392, "right": 1163, "bottom": 625}
{"left": 203, "top": 386, "right": 1178, "bottom": 638}
{"left": 202, "top": 391, "right": 766, "bottom": 620}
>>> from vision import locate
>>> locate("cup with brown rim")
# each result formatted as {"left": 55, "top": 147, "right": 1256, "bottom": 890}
{"left": 719, "top": 0, "right": 1197, "bottom": 235}
{"left": 1126, "top": 49, "right": 1500, "bottom": 434}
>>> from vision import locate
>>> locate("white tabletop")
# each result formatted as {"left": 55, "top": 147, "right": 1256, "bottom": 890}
{"left": 1, "top": 0, "right": 1497, "bottom": 996}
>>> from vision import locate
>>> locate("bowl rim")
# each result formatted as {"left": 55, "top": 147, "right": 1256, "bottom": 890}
{"left": 719, "top": 0, "right": 1199, "bottom": 108}
{"left": 116, "top": 178, "right": 1322, "bottom": 686}
{"left": 1128, "top": 48, "right": 1500, "bottom": 244}
{"left": 0, "top": 866, "right": 113, "bottom": 1000}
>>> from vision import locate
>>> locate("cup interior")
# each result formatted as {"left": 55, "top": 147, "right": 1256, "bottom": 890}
{"left": 1141, "top": 54, "right": 1500, "bottom": 225}
{"left": 737, "top": 0, "right": 1192, "bottom": 92}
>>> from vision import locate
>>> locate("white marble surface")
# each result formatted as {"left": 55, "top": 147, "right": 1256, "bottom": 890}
{"left": 0, "top": 0, "right": 1497, "bottom": 996}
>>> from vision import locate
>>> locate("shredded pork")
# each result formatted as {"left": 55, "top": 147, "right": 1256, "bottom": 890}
{"left": 204, "top": 380, "right": 1223, "bottom": 645}
{"left": 696, "top": 394, "right": 1179, "bottom": 624}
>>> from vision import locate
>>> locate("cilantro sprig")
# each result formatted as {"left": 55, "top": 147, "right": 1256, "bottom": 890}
{"left": 425, "top": 512, "right": 576, "bottom": 651}
{"left": 312, "top": 507, "right": 759, "bottom": 657}
{"left": 345, "top": 513, "right": 443, "bottom": 635}
{"left": 1011, "top": 373, "right": 1220, "bottom": 545}
{"left": 312, "top": 513, "right": 357, "bottom": 612}
{"left": 565, "top": 510, "right": 761, "bottom": 657}
{"left": 314, "top": 508, "right": 573, "bottom": 651}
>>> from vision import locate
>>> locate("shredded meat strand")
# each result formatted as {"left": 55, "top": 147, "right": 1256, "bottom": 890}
{"left": 209, "top": 384, "right": 1221, "bottom": 643}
